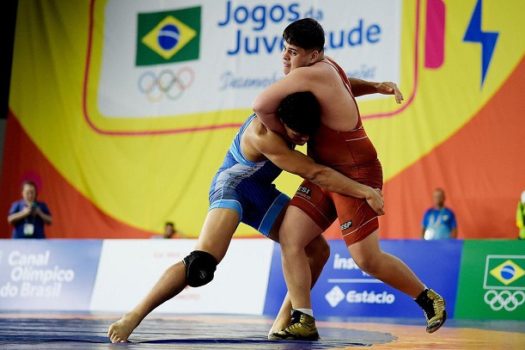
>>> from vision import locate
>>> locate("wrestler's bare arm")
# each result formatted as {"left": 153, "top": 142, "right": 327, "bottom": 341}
{"left": 252, "top": 127, "right": 384, "bottom": 215}
{"left": 253, "top": 65, "right": 403, "bottom": 134}
{"left": 348, "top": 77, "right": 404, "bottom": 103}
{"left": 252, "top": 67, "right": 317, "bottom": 134}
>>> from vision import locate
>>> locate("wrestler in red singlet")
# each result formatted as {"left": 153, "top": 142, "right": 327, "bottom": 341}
{"left": 290, "top": 57, "right": 382, "bottom": 246}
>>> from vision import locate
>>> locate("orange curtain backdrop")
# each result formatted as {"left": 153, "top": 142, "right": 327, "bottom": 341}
{"left": 380, "top": 59, "right": 525, "bottom": 239}
{"left": 0, "top": 114, "right": 152, "bottom": 238}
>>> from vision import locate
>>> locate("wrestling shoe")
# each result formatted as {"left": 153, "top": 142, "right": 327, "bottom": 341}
{"left": 415, "top": 288, "right": 447, "bottom": 333}
{"left": 269, "top": 310, "right": 320, "bottom": 341}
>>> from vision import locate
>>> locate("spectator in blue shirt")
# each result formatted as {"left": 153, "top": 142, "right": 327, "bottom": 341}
{"left": 7, "top": 181, "right": 52, "bottom": 239}
{"left": 422, "top": 188, "right": 457, "bottom": 240}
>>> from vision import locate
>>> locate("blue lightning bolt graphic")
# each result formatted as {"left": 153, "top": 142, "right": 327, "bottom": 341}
{"left": 463, "top": 0, "right": 499, "bottom": 86}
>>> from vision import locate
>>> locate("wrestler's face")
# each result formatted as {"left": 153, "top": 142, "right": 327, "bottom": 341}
{"left": 282, "top": 42, "right": 320, "bottom": 75}
{"left": 283, "top": 124, "right": 309, "bottom": 146}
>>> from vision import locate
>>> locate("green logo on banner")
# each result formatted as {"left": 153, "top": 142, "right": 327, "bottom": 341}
{"left": 136, "top": 7, "right": 201, "bottom": 66}
{"left": 455, "top": 241, "right": 525, "bottom": 320}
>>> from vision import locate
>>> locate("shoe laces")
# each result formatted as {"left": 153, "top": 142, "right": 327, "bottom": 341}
{"left": 290, "top": 310, "right": 302, "bottom": 325}
{"left": 287, "top": 311, "right": 314, "bottom": 331}
{"left": 416, "top": 289, "right": 441, "bottom": 319}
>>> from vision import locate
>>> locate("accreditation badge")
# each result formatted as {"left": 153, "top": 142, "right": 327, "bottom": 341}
{"left": 23, "top": 223, "right": 35, "bottom": 236}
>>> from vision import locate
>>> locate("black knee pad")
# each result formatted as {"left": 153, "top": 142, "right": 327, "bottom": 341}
{"left": 183, "top": 250, "right": 218, "bottom": 287}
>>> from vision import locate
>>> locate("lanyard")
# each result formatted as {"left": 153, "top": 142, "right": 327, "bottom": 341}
{"left": 429, "top": 209, "right": 445, "bottom": 226}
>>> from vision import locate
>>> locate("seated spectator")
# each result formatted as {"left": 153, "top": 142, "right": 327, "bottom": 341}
{"left": 421, "top": 188, "right": 457, "bottom": 240}
{"left": 7, "top": 181, "right": 52, "bottom": 239}
{"left": 163, "top": 221, "right": 179, "bottom": 239}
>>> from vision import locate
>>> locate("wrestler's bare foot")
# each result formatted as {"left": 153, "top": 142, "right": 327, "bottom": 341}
{"left": 268, "top": 314, "right": 291, "bottom": 340}
{"left": 107, "top": 312, "right": 142, "bottom": 343}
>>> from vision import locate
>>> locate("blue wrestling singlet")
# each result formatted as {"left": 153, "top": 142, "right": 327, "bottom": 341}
{"left": 209, "top": 114, "right": 289, "bottom": 236}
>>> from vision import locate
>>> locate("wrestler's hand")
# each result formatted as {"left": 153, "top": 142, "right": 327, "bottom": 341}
{"left": 376, "top": 82, "right": 404, "bottom": 104}
{"left": 365, "top": 187, "right": 385, "bottom": 216}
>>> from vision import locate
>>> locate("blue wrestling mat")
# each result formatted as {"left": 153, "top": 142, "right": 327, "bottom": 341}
{"left": 0, "top": 313, "right": 394, "bottom": 349}
{"left": 2, "top": 313, "right": 525, "bottom": 349}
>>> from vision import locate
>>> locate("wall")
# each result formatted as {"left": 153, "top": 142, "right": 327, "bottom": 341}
{"left": 1, "top": 239, "right": 524, "bottom": 321}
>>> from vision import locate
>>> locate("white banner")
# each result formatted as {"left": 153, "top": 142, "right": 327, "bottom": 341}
{"left": 90, "top": 239, "right": 274, "bottom": 314}
{"left": 97, "top": 0, "right": 402, "bottom": 117}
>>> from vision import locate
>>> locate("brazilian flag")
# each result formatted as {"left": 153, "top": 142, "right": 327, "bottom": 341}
{"left": 487, "top": 258, "right": 525, "bottom": 288}
{"left": 136, "top": 6, "right": 201, "bottom": 66}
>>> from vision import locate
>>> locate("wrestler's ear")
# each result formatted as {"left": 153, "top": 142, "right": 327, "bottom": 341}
{"left": 310, "top": 49, "right": 320, "bottom": 62}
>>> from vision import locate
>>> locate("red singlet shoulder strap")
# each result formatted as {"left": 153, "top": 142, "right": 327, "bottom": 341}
{"left": 320, "top": 57, "right": 363, "bottom": 128}
{"left": 322, "top": 57, "right": 353, "bottom": 96}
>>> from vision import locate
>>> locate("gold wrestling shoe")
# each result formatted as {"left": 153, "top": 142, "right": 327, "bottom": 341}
{"left": 269, "top": 310, "right": 320, "bottom": 341}
{"left": 415, "top": 288, "right": 447, "bottom": 333}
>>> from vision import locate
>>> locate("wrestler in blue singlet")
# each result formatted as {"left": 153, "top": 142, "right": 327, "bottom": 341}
{"left": 209, "top": 114, "right": 289, "bottom": 236}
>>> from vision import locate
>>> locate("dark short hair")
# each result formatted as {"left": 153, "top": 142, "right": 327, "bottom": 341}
{"left": 165, "top": 222, "right": 174, "bottom": 227}
{"left": 277, "top": 91, "right": 321, "bottom": 136}
{"left": 283, "top": 18, "right": 325, "bottom": 51}
{"left": 22, "top": 180, "right": 37, "bottom": 191}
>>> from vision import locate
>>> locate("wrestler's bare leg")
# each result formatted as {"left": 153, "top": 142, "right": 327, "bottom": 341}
{"left": 269, "top": 235, "right": 329, "bottom": 333}
{"left": 351, "top": 230, "right": 446, "bottom": 333}
{"left": 108, "top": 208, "right": 239, "bottom": 343}
{"left": 278, "top": 212, "right": 426, "bottom": 316}
{"left": 277, "top": 206, "right": 325, "bottom": 313}
{"left": 349, "top": 230, "right": 425, "bottom": 298}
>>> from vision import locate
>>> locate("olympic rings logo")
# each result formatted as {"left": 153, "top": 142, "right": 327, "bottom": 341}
{"left": 138, "top": 67, "right": 195, "bottom": 102}
{"left": 484, "top": 290, "right": 525, "bottom": 311}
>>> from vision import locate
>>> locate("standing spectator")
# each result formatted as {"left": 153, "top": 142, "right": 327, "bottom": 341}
{"left": 422, "top": 188, "right": 457, "bottom": 240}
{"left": 517, "top": 191, "right": 525, "bottom": 240}
{"left": 7, "top": 181, "right": 52, "bottom": 239}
